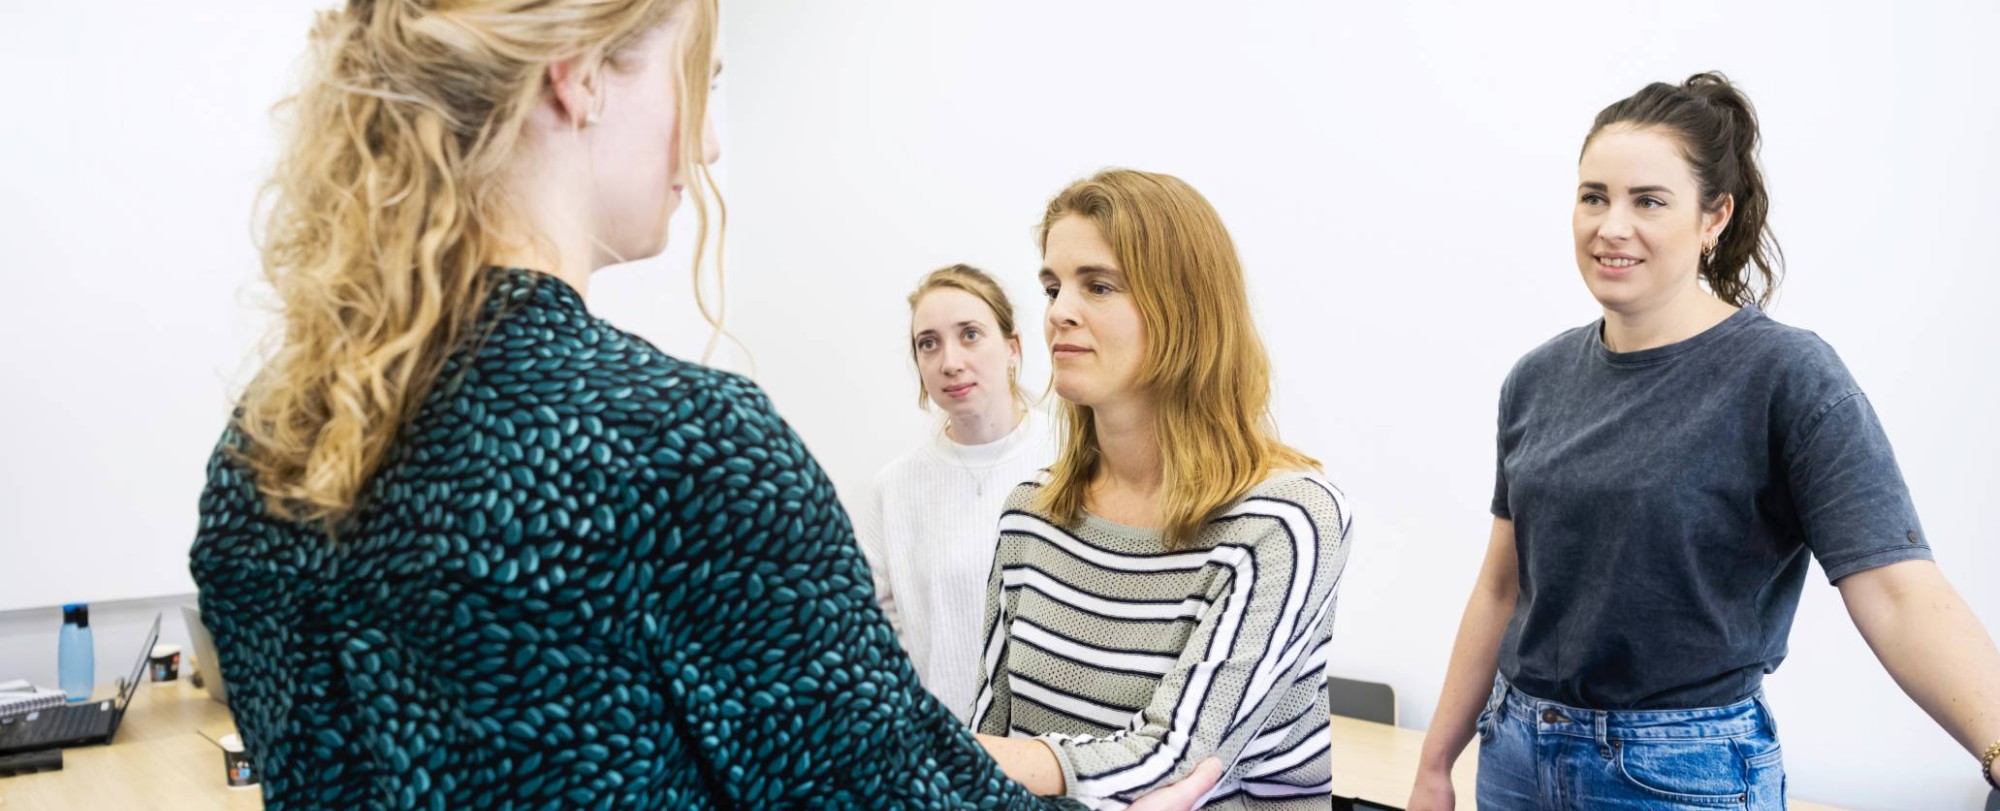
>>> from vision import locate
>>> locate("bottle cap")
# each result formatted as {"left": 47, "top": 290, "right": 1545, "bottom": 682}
{"left": 61, "top": 604, "right": 88, "bottom": 627}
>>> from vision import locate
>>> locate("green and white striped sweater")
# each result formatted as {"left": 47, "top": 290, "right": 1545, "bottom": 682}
{"left": 971, "top": 473, "right": 1351, "bottom": 810}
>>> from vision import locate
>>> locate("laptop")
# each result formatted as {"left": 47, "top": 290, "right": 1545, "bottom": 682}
{"left": 180, "top": 605, "right": 228, "bottom": 704}
{"left": 0, "top": 612, "right": 159, "bottom": 755}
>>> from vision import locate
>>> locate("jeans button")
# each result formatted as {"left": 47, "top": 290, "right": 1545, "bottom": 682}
{"left": 1541, "top": 709, "right": 1561, "bottom": 724}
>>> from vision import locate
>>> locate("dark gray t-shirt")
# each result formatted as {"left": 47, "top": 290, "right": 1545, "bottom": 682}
{"left": 1492, "top": 306, "right": 1932, "bottom": 710}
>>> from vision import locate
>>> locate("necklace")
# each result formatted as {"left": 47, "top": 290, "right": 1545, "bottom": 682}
{"left": 942, "top": 421, "right": 999, "bottom": 497}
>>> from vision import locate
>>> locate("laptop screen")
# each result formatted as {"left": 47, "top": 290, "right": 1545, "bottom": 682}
{"left": 115, "top": 614, "right": 162, "bottom": 711}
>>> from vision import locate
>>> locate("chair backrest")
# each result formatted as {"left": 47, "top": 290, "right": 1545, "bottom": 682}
{"left": 1327, "top": 676, "right": 1396, "bottom": 726}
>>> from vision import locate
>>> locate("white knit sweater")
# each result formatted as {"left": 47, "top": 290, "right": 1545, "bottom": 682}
{"left": 856, "top": 409, "right": 1058, "bottom": 722}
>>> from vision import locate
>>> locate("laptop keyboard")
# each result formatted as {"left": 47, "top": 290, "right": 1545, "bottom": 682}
{"left": 0, "top": 702, "right": 109, "bottom": 747}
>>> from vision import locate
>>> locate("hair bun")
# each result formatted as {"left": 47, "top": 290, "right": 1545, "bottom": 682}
{"left": 1682, "top": 71, "right": 1733, "bottom": 92}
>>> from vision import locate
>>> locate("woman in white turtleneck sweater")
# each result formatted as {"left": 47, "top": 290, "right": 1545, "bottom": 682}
{"left": 858, "top": 264, "right": 1057, "bottom": 722}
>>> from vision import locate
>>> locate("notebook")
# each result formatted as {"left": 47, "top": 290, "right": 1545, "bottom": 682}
{"left": 0, "top": 687, "right": 68, "bottom": 718}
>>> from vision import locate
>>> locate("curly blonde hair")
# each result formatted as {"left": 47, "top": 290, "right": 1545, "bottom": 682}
{"left": 235, "top": 0, "right": 721, "bottom": 530}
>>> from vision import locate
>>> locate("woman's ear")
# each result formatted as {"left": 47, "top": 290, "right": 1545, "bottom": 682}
{"left": 546, "top": 55, "right": 604, "bottom": 126}
{"left": 1701, "top": 193, "right": 1735, "bottom": 251}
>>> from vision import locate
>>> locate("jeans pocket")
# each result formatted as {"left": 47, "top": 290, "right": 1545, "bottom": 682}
{"left": 1613, "top": 738, "right": 1749, "bottom": 806}
{"left": 1475, "top": 679, "right": 1504, "bottom": 744}
{"left": 1736, "top": 734, "right": 1785, "bottom": 809}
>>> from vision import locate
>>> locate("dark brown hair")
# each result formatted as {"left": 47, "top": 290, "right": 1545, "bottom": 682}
{"left": 1585, "top": 72, "right": 1784, "bottom": 307}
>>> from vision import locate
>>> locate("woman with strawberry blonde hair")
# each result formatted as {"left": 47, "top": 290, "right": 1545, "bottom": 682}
{"left": 972, "top": 169, "right": 1350, "bottom": 809}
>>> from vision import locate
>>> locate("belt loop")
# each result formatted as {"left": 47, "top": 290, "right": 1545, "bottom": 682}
{"left": 1752, "top": 691, "right": 1778, "bottom": 739}
{"left": 1595, "top": 710, "right": 1612, "bottom": 759}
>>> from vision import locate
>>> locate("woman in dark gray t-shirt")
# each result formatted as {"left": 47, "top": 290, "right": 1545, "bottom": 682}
{"left": 1406, "top": 73, "right": 2000, "bottom": 810}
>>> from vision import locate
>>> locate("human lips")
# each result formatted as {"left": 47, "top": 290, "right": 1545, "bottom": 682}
{"left": 1594, "top": 251, "right": 1643, "bottom": 277}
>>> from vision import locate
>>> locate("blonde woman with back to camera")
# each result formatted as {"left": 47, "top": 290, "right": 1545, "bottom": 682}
{"left": 187, "top": 1, "right": 1218, "bottom": 807}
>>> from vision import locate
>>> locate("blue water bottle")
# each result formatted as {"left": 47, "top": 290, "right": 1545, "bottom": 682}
{"left": 58, "top": 604, "right": 94, "bottom": 703}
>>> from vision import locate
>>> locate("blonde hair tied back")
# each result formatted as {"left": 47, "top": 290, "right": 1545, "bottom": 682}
{"left": 236, "top": 0, "right": 718, "bottom": 531}
{"left": 905, "top": 263, "right": 1030, "bottom": 411}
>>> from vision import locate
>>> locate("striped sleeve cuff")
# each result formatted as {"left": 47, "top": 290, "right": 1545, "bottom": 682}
{"left": 1037, "top": 733, "right": 1086, "bottom": 806}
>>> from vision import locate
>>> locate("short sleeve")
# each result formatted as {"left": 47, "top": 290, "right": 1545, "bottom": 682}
{"left": 1491, "top": 372, "right": 1515, "bottom": 519}
{"left": 1786, "top": 392, "right": 1933, "bottom": 583}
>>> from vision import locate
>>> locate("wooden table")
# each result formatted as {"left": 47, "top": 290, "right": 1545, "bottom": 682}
{"left": 0, "top": 677, "right": 261, "bottom": 810}
{"left": 1328, "top": 715, "right": 1851, "bottom": 811}
{"left": 1330, "top": 715, "right": 1480, "bottom": 809}
{"left": 0, "top": 681, "right": 1857, "bottom": 810}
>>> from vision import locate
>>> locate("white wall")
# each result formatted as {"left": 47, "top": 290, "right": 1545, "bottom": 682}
{"left": 1, "top": 2, "right": 1993, "bottom": 808}
{"left": 721, "top": 2, "right": 1999, "bottom": 808}
{"left": 0, "top": 2, "right": 311, "bottom": 613}
{"left": 0, "top": 1, "right": 731, "bottom": 614}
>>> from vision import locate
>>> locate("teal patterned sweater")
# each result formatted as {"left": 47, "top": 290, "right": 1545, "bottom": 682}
{"left": 190, "top": 269, "right": 1083, "bottom": 810}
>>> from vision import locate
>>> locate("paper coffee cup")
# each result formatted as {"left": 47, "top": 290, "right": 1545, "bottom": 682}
{"left": 149, "top": 644, "right": 182, "bottom": 683}
{"left": 218, "top": 733, "right": 259, "bottom": 789}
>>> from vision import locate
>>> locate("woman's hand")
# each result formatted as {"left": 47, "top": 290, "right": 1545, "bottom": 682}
{"left": 1406, "top": 765, "right": 1457, "bottom": 810}
{"left": 1125, "top": 757, "right": 1223, "bottom": 811}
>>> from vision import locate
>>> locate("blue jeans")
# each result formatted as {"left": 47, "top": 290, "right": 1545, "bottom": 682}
{"left": 1475, "top": 675, "right": 1785, "bottom": 810}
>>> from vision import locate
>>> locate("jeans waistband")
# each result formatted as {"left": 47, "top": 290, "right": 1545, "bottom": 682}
{"left": 1489, "top": 674, "right": 1774, "bottom": 742}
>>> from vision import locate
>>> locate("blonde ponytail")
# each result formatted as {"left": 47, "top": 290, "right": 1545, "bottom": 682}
{"left": 235, "top": 0, "right": 713, "bottom": 530}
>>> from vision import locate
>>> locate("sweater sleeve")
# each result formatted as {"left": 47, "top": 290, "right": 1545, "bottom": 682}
{"left": 968, "top": 506, "right": 1016, "bottom": 736}
{"left": 854, "top": 471, "right": 907, "bottom": 639}
{"left": 1038, "top": 484, "right": 1351, "bottom": 806}
{"left": 625, "top": 377, "right": 1082, "bottom": 810}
